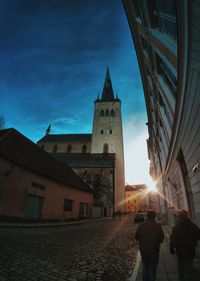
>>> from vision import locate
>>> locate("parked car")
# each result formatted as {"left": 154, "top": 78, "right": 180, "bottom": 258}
{"left": 134, "top": 212, "right": 145, "bottom": 223}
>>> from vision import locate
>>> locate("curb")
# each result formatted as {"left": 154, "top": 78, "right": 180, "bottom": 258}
{"left": 129, "top": 251, "right": 141, "bottom": 281}
{"left": 0, "top": 217, "right": 112, "bottom": 228}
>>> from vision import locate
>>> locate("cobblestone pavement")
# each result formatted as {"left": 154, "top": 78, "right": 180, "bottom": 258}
{"left": 0, "top": 216, "right": 138, "bottom": 281}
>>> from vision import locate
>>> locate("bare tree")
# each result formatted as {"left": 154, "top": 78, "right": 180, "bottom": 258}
{"left": 0, "top": 115, "right": 6, "bottom": 129}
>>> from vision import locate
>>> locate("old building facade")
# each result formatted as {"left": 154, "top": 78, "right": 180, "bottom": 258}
{"left": 125, "top": 184, "right": 151, "bottom": 213}
{"left": 38, "top": 68, "right": 125, "bottom": 215}
{"left": 123, "top": 0, "right": 200, "bottom": 225}
{"left": 0, "top": 129, "right": 93, "bottom": 221}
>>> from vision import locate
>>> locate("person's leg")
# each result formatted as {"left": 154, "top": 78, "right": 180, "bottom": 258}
{"left": 148, "top": 256, "right": 158, "bottom": 281}
{"left": 177, "top": 259, "right": 184, "bottom": 281}
{"left": 141, "top": 256, "right": 149, "bottom": 281}
{"left": 184, "top": 260, "right": 193, "bottom": 281}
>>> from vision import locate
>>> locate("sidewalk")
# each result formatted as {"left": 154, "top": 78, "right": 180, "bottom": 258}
{"left": 132, "top": 226, "right": 200, "bottom": 281}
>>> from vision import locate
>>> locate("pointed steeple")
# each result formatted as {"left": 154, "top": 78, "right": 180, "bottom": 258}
{"left": 101, "top": 67, "right": 115, "bottom": 101}
{"left": 46, "top": 124, "right": 51, "bottom": 135}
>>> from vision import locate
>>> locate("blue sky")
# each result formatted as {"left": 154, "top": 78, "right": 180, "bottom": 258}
{"left": 0, "top": 0, "right": 152, "bottom": 185}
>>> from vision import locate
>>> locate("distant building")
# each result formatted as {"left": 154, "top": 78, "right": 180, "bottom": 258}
{"left": 125, "top": 184, "right": 149, "bottom": 213}
{"left": 123, "top": 0, "right": 200, "bottom": 225}
{"left": 38, "top": 68, "right": 125, "bottom": 215}
{"left": 0, "top": 129, "right": 93, "bottom": 221}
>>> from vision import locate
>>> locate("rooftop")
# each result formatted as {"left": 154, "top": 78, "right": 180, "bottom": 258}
{"left": 0, "top": 128, "right": 93, "bottom": 193}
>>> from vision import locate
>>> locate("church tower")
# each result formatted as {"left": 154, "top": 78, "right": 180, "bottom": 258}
{"left": 91, "top": 68, "right": 125, "bottom": 211}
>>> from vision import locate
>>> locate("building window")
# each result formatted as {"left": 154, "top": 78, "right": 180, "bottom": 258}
{"left": 159, "top": 92, "right": 173, "bottom": 128}
{"left": 67, "top": 145, "right": 72, "bottom": 153}
{"left": 109, "top": 130, "right": 112, "bottom": 134}
{"left": 154, "top": 0, "right": 177, "bottom": 40}
{"left": 100, "top": 109, "right": 104, "bottom": 116}
{"left": 41, "top": 145, "right": 45, "bottom": 150}
{"left": 106, "top": 109, "right": 109, "bottom": 116}
{"left": 101, "top": 130, "right": 104, "bottom": 134}
{"left": 140, "top": 35, "right": 148, "bottom": 51}
{"left": 53, "top": 145, "right": 57, "bottom": 152}
{"left": 63, "top": 199, "right": 74, "bottom": 212}
{"left": 111, "top": 109, "right": 115, "bottom": 116}
{"left": 156, "top": 53, "right": 177, "bottom": 97}
{"left": 82, "top": 145, "right": 87, "bottom": 153}
{"left": 132, "top": 0, "right": 144, "bottom": 23}
{"left": 103, "top": 143, "right": 109, "bottom": 153}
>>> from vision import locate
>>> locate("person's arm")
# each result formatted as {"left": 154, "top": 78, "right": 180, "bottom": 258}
{"left": 159, "top": 226, "right": 164, "bottom": 243}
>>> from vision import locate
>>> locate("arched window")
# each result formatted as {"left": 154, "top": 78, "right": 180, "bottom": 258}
{"left": 106, "top": 109, "right": 109, "bottom": 116}
{"left": 111, "top": 109, "right": 115, "bottom": 116}
{"left": 67, "top": 145, "right": 72, "bottom": 153}
{"left": 53, "top": 145, "right": 57, "bottom": 153}
{"left": 103, "top": 143, "right": 109, "bottom": 153}
{"left": 100, "top": 110, "right": 104, "bottom": 116}
{"left": 82, "top": 145, "right": 87, "bottom": 153}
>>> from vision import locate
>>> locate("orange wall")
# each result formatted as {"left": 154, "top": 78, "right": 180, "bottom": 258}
{"left": 0, "top": 156, "right": 93, "bottom": 220}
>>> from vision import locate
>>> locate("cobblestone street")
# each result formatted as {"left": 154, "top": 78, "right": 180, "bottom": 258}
{"left": 0, "top": 217, "right": 138, "bottom": 281}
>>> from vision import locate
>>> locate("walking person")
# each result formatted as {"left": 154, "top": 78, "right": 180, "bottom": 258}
{"left": 135, "top": 210, "right": 164, "bottom": 281}
{"left": 170, "top": 209, "right": 200, "bottom": 281}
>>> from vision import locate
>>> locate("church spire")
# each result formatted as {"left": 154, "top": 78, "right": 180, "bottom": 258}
{"left": 46, "top": 124, "right": 51, "bottom": 135}
{"left": 101, "top": 67, "right": 115, "bottom": 101}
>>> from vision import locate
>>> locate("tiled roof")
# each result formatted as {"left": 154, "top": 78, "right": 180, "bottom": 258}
{"left": 51, "top": 152, "right": 115, "bottom": 168}
{"left": 125, "top": 185, "right": 136, "bottom": 192}
{"left": 0, "top": 128, "right": 93, "bottom": 193}
{"left": 125, "top": 184, "right": 147, "bottom": 192}
{"left": 38, "top": 134, "right": 92, "bottom": 143}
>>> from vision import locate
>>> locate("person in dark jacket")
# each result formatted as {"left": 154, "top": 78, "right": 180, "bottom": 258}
{"left": 170, "top": 209, "right": 200, "bottom": 281}
{"left": 135, "top": 211, "right": 164, "bottom": 281}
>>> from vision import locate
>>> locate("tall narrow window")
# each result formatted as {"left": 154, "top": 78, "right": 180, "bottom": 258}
{"left": 67, "top": 145, "right": 72, "bottom": 153}
{"left": 101, "top": 130, "right": 104, "bottom": 134}
{"left": 82, "top": 145, "right": 87, "bottom": 153}
{"left": 111, "top": 109, "right": 115, "bottom": 116}
{"left": 100, "top": 110, "right": 104, "bottom": 116}
{"left": 110, "top": 130, "right": 112, "bottom": 134}
{"left": 103, "top": 143, "right": 109, "bottom": 153}
{"left": 53, "top": 145, "right": 57, "bottom": 152}
{"left": 106, "top": 109, "right": 109, "bottom": 116}
{"left": 63, "top": 199, "right": 74, "bottom": 212}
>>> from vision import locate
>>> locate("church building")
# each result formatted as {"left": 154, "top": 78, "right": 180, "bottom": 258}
{"left": 37, "top": 68, "right": 125, "bottom": 217}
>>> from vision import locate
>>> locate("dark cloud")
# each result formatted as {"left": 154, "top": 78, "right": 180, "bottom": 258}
{"left": 0, "top": 0, "right": 144, "bottom": 142}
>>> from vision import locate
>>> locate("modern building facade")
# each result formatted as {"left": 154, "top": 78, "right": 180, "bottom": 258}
{"left": 38, "top": 68, "right": 125, "bottom": 215}
{"left": 0, "top": 129, "right": 93, "bottom": 221}
{"left": 123, "top": 0, "right": 200, "bottom": 225}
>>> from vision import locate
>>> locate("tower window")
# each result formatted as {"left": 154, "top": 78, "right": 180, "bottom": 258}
{"left": 106, "top": 109, "right": 109, "bottom": 116}
{"left": 101, "top": 130, "right": 104, "bottom": 134}
{"left": 53, "top": 145, "right": 57, "bottom": 152}
{"left": 111, "top": 109, "right": 115, "bottom": 116}
{"left": 110, "top": 130, "right": 112, "bottom": 134}
{"left": 82, "top": 145, "right": 87, "bottom": 153}
{"left": 100, "top": 110, "right": 104, "bottom": 116}
{"left": 103, "top": 143, "right": 109, "bottom": 153}
{"left": 67, "top": 145, "right": 72, "bottom": 153}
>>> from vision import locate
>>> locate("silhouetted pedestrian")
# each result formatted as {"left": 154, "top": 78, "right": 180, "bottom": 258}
{"left": 170, "top": 209, "right": 200, "bottom": 281}
{"left": 135, "top": 210, "right": 164, "bottom": 281}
